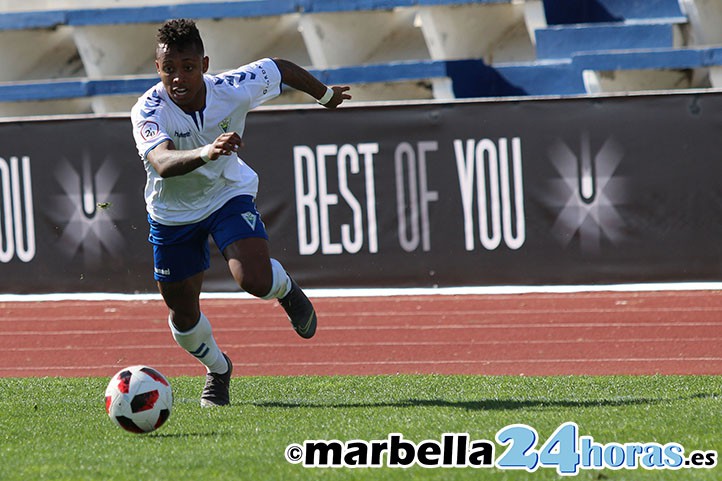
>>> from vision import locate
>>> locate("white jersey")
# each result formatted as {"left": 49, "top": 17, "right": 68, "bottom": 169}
{"left": 131, "top": 58, "right": 282, "bottom": 225}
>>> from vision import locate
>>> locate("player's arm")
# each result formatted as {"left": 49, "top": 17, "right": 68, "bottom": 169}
{"left": 271, "top": 57, "right": 351, "bottom": 109}
{"left": 147, "top": 132, "right": 243, "bottom": 178}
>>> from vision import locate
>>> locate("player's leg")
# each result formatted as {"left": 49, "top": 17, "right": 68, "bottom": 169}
{"left": 158, "top": 275, "right": 233, "bottom": 407}
{"left": 224, "top": 236, "right": 274, "bottom": 298}
{"left": 150, "top": 219, "right": 231, "bottom": 407}
{"left": 157, "top": 271, "right": 202, "bottom": 331}
{"left": 223, "top": 236, "right": 317, "bottom": 339}
{"left": 214, "top": 195, "right": 317, "bottom": 338}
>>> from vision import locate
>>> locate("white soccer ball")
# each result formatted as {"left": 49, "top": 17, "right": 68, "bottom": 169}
{"left": 104, "top": 365, "right": 173, "bottom": 434}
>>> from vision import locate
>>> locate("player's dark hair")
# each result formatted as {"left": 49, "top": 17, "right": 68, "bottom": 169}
{"left": 157, "top": 19, "right": 204, "bottom": 55}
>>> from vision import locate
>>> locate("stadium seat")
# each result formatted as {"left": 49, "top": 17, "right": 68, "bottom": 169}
{"left": 535, "top": 23, "right": 681, "bottom": 60}
{"left": 1, "top": 0, "right": 722, "bottom": 116}
{"left": 541, "top": 0, "right": 686, "bottom": 25}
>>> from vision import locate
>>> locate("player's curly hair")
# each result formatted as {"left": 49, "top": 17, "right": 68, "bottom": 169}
{"left": 157, "top": 18, "right": 204, "bottom": 55}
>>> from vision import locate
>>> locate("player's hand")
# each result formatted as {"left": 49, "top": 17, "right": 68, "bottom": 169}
{"left": 323, "top": 86, "right": 352, "bottom": 109}
{"left": 208, "top": 132, "right": 243, "bottom": 160}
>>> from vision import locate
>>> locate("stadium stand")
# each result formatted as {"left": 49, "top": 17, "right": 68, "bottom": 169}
{"left": 0, "top": 0, "right": 721, "bottom": 117}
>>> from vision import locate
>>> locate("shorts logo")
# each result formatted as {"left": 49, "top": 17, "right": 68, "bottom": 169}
{"left": 141, "top": 121, "right": 160, "bottom": 140}
{"left": 154, "top": 266, "right": 171, "bottom": 276}
{"left": 241, "top": 211, "right": 257, "bottom": 230}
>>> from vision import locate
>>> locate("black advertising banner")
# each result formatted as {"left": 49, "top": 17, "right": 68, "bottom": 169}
{"left": 241, "top": 94, "right": 722, "bottom": 289}
{"left": 1, "top": 92, "right": 722, "bottom": 293}
{"left": 0, "top": 117, "right": 153, "bottom": 293}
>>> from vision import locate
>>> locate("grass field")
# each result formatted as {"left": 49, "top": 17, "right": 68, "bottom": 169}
{"left": 0, "top": 374, "right": 720, "bottom": 480}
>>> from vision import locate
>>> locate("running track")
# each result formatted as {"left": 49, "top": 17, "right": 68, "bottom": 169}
{"left": 2, "top": 289, "right": 722, "bottom": 377}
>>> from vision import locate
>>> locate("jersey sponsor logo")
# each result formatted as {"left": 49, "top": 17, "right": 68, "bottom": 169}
{"left": 259, "top": 66, "right": 271, "bottom": 94}
{"left": 174, "top": 130, "right": 191, "bottom": 138}
{"left": 219, "top": 118, "right": 230, "bottom": 133}
{"left": 141, "top": 121, "right": 160, "bottom": 140}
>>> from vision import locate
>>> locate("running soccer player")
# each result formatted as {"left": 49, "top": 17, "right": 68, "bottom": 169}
{"left": 130, "top": 19, "right": 351, "bottom": 407}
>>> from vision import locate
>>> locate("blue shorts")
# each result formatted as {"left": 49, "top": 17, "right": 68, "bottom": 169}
{"left": 148, "top": 195, "right": 268, "bottom": 282}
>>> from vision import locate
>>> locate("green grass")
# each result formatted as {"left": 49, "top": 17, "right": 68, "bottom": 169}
{"left": 0, "top": 375, "right": 720, "bottom": 480}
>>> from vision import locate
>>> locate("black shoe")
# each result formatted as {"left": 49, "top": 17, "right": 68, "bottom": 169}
{"left": 279, "top": 276, "right": 317, "bottom": 339}
{"left": 200, "top": 353, "right": 233, "bottom": 408}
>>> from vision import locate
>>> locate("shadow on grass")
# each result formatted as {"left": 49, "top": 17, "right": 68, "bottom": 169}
{"left": 253, "top": 393, "right": 717, "bottom": 411}
{"left": 145, "top": 431, "right": 228, "bottom": 439}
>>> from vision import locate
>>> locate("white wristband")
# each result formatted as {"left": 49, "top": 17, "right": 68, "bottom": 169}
{"left": 199, "top": 144, "right": 212, "bottom": 163}
{"left": 317, "top": 87, "right": 334, "bottom": 105}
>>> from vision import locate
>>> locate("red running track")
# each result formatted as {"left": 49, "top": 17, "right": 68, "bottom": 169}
{"left": 2, "top": 290, "right": 721, "bottom": 378}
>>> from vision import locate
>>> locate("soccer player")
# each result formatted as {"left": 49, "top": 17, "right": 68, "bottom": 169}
{"left": 130, "top": 19, "right": 351, "bottom": 407}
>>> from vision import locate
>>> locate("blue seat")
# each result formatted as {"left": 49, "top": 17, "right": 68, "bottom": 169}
{"left": 572, "top": 46, "right": 722, "bottom": 72}
{"left": 542, "top": 0, "right": 686, "bottom": 25}
{"left": 492, "top": 61, "right": 585, "bottom": 96}
{"left": 535, "top": 22, "right": 677, "bottom": 60}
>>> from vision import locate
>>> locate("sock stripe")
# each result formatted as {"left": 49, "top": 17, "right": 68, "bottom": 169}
{"left": 170, "top": 313, "right": 228, "bottom": 373}
{"left": 190, "top": 343, "right": 210, "bottom": 359}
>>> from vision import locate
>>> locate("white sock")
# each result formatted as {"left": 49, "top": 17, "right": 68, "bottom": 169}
{"left": 169, "top": 312, "right": 229, "bottom": 374}
{"left": 261, "top": 258, "right": 292, "bottom": 300}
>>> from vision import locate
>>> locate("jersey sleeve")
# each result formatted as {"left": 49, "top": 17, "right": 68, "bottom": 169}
{"left": 214, "top": 58, "right": 283, "bottom": 110}
{"left": 130, "top": 89, "right": 172, "bottom": 160}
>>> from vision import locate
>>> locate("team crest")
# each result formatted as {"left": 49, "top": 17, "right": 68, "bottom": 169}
{"left": 219, "top": 117, "right": 231, "bottom": 133}
{"left": 241, "top": 211, "right": 257, "bottom": 230}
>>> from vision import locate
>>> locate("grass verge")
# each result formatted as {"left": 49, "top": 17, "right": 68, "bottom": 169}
{"left": 0, "top": 375, "right": 720, "bottom": 480}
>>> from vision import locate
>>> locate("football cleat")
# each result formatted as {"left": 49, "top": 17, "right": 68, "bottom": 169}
{"left": 279, "top": 276, "right": 317, "bottom": 339}
{"left": 200, "top": 353, "right": 233, "bottom": 408}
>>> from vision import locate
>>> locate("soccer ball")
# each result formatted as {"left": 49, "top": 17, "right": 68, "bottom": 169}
{"left": 105, "top": 365, "right": 173, "bottom": 434}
